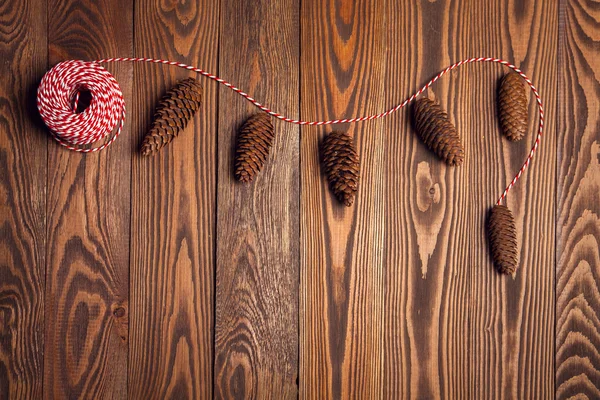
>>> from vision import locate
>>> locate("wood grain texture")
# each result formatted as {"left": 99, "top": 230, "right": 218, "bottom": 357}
{"left": 0, "top": 0, "right": 47, "bottom": 398}
{"left": 128, "top": 0, "right": 218, "bottom": 397}
{"left": 43, "top": 0, "right": 133, "bottom": 398}
{"left": 214, "top": 0, "right": 300, "bottom": 397}
{"left": 299, "top": 0, "right": 388, "bottom": 397}
{"left": 556, "top": 0, "right": 600, "bottom": 398}
{"left": 4, "top": 0, "right": 599, "bottom": 397}
{"left": 383, "top": 0, "right": 557, "bottom": 398}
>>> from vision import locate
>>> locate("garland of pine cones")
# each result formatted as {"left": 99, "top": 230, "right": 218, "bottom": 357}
{"left": 139, "top": 71, "right": 529, "bottom": 276}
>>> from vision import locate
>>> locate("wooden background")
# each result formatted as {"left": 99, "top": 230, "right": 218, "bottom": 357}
{"left": 0, "top": 0, "right": 598, "bottom": 398}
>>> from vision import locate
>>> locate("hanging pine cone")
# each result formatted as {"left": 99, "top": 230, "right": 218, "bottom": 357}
{"left": 140, "top": 77, "right": 203, "bottom": 156}
{"left": 234, "top": 113, "right": 274, "bottom": 183}
{"left": 487, "top": 204, "right": 519, "bottom": 275}
{"left": 320, "top": 131, "right": 360, "bottom": 207}
{"left": 498, "top": 72, "right": 528, "bottom": 141}
{"left": 413, "top": 98, "right": 464, "bottom": 166}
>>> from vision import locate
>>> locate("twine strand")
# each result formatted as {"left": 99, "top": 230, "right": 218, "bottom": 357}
{"left": 36, "top": 57, "right": 544, "bottom": 204}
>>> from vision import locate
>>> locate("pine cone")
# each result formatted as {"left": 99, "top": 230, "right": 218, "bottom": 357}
{"left": 320, "top": 131, "right": 360, "bottom": 207}
{"left": 498, "top": 72, "right": 528, "bottom": 141}
{"left": 413, "top": 98, "right": 464, "bottom": 166}
{"left": 234, "top": 113, "right": 274, "bottom": 183}
{"left": 487, "top": 204, "right": 519, "bottom": 275}
{"left": 141, "top": 78, "right": 203, "bottom": 156}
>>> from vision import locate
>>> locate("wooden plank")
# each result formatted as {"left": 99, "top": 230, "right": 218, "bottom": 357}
{"left": 299, "top": 0, "right": 388, "bottom": 397}
{"left": 214, "top": 0, "right": 300, "bottom": 397}
{"left": 382, "top": 3, "right": 450, "bottom": 397}
{"left": 43, "top": 1, "right": 133, "bottom": 398}
{"left": 0, "top": 0, "right": 47, "bottom": 398}
{"left": 383, "top": 0, "right": 557, "bottom": 398}
{"left": 127, "top": 0, "right": 218, "bottom": 397}
{"left": 556, "top": 0, "right": 600, "bottom": 398}
{"left": 463, "top": 3, "right": 557, "bottom": 397}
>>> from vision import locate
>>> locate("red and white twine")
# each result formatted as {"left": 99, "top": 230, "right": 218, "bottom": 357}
{"left": 36, "top": 57, "right": 544, "bottom": 204}
{"left": 37, "top": 60, "right": 125, "bottom": 153}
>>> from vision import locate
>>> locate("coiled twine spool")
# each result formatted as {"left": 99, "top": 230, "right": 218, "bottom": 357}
{"left": 37, "top": 60, "right": 125, "bottom": 152}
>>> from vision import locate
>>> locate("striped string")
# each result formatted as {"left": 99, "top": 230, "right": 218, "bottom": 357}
{"left": 36, "top": 57, "right": 544, "bottom": 204}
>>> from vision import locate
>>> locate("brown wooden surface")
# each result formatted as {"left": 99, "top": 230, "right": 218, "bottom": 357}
{"left": 0, "top": 0, "right": 598, "bottom": 398}
{"left": 299, "top": 0, "right": 388, "bottom": 397}
{"left": 0, "top": 0, "right": 47, "bottom": 398}
{"left": 43, "top": 0, "right": 133, "bottom": 398}
{"left": 382, "top": 1, "right": 558, "bottom": 399}
{"left": 556, "top": 0, "right": 600, "bottom": 398}
{"left": 128, "top": 0, "right": 218, "bottom": 398}
{"left": 214, "top": 0, "right": 299, "bottom": 397}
